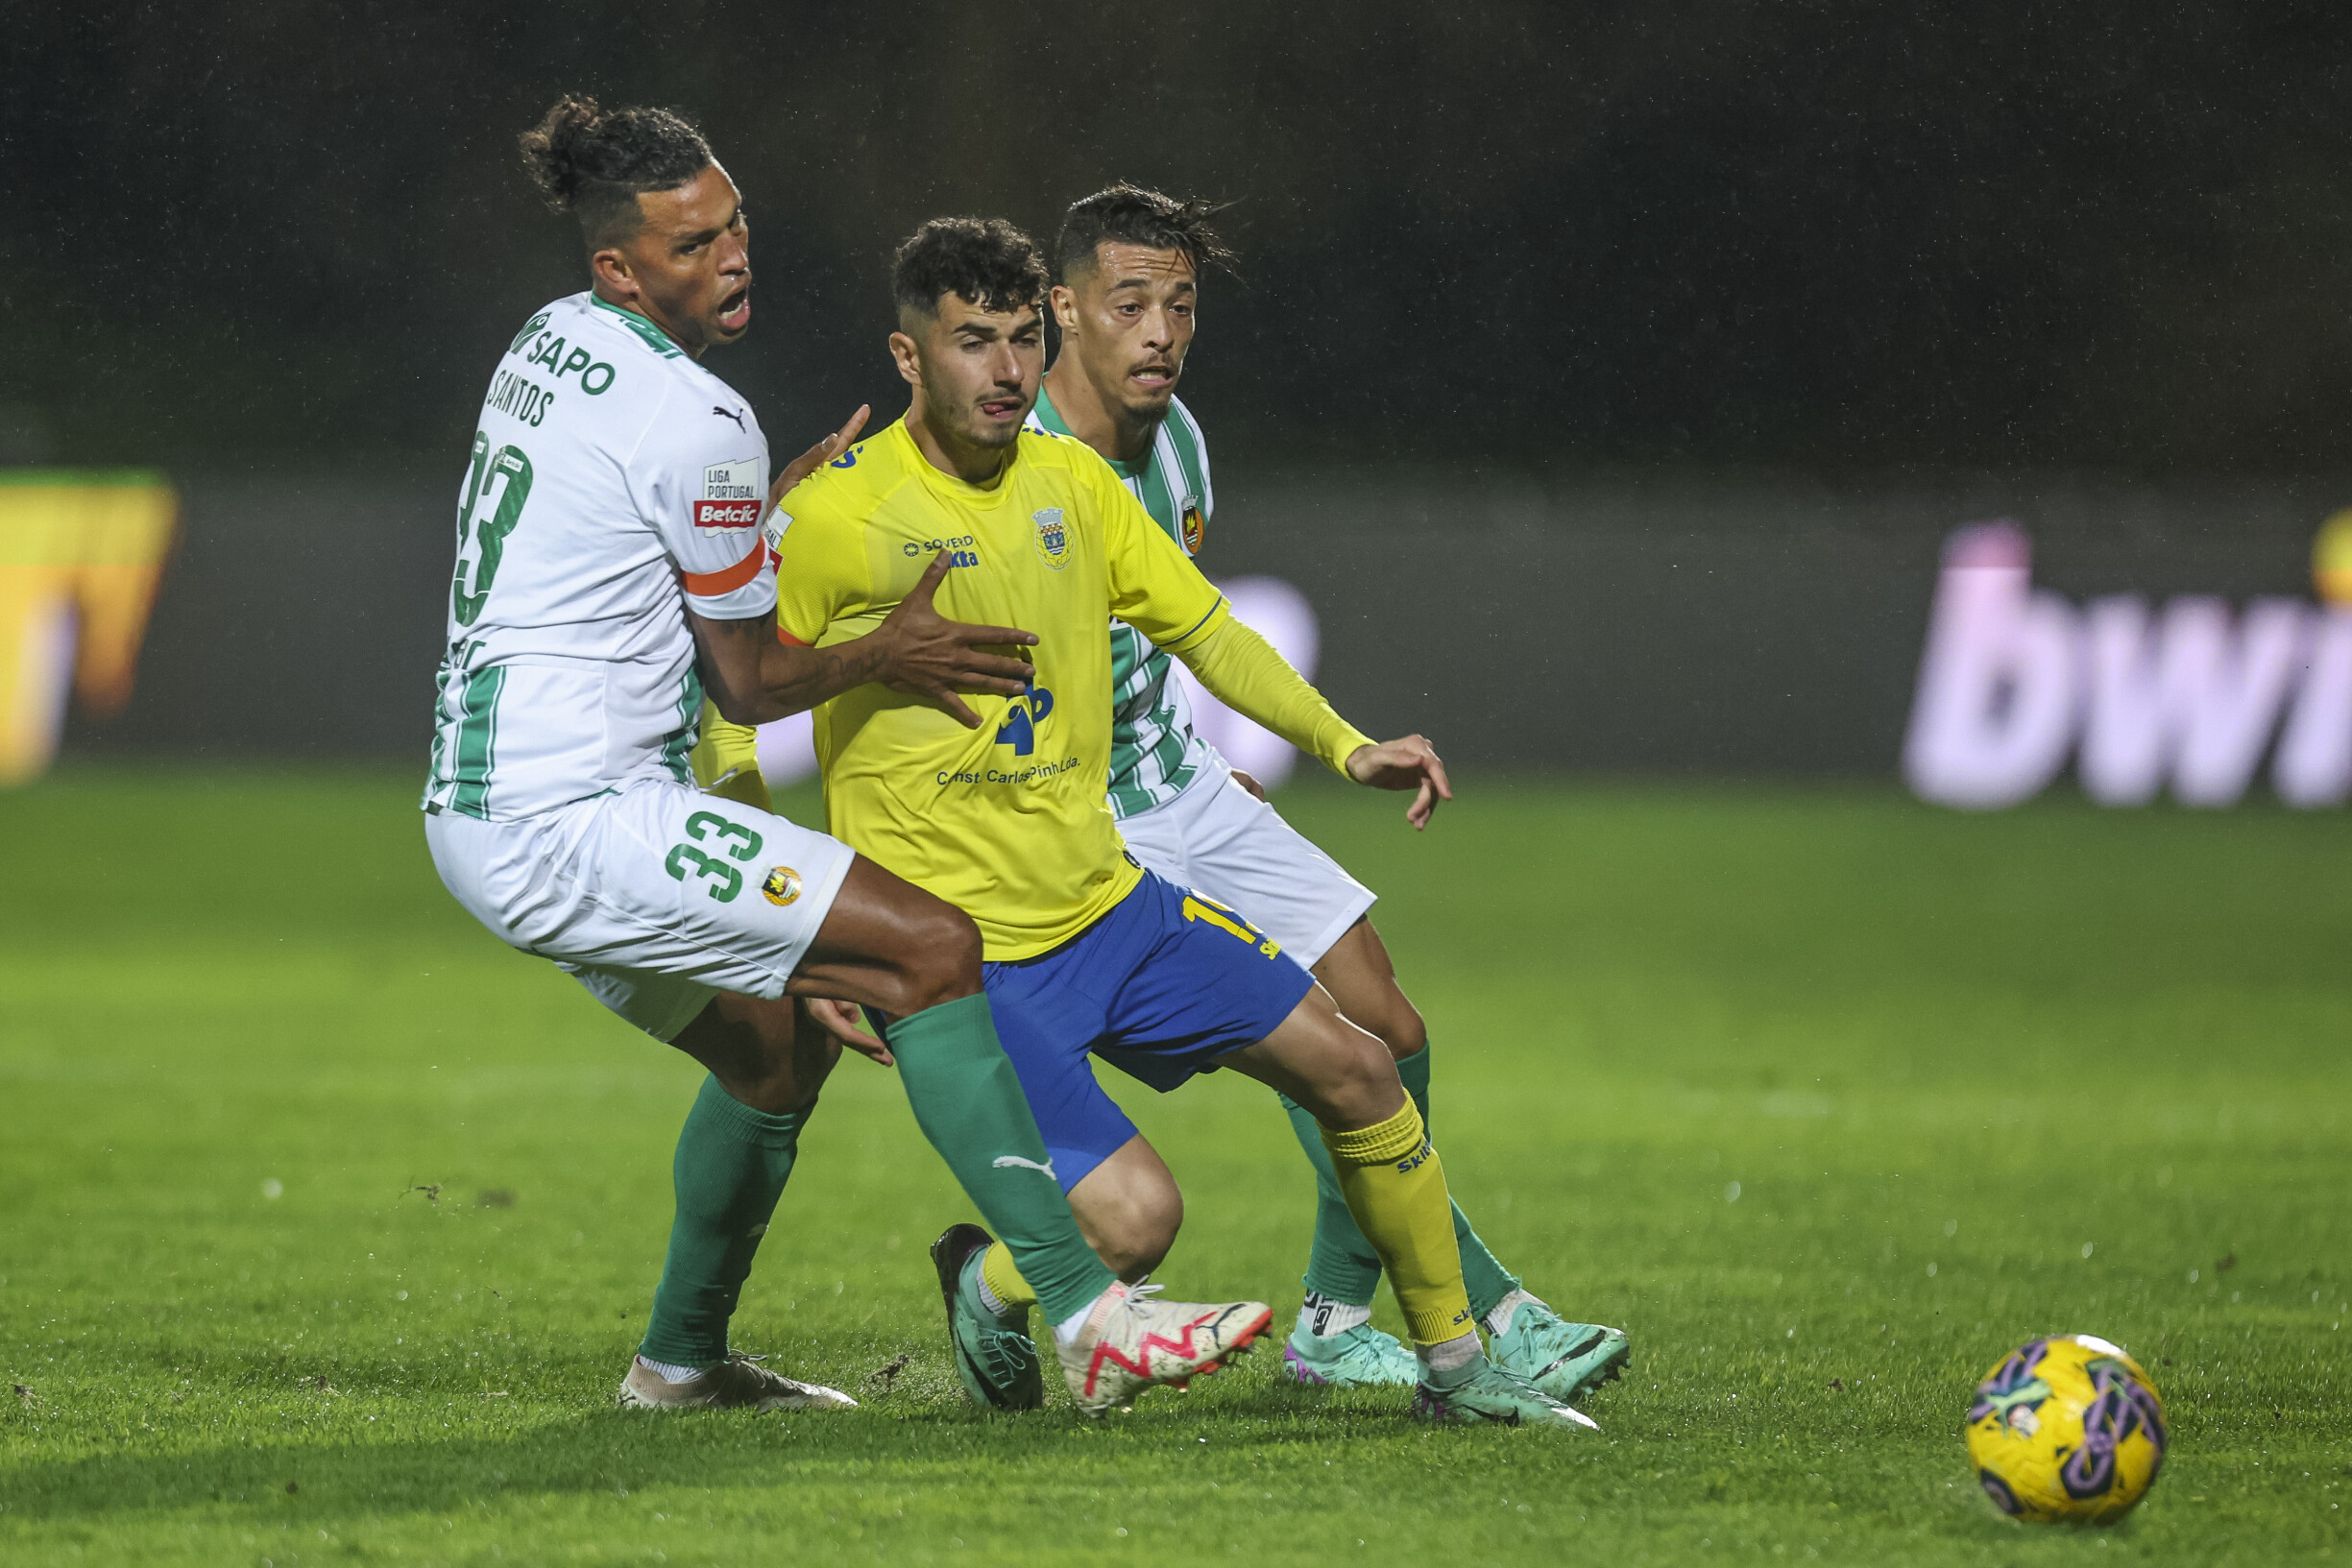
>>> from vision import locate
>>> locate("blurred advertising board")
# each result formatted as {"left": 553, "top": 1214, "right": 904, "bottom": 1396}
{"left": 1905, "top": 516, "right": 2352, "bottom": 808}
{"left": 0, "top": 471, "right": 177, "bottom": 784}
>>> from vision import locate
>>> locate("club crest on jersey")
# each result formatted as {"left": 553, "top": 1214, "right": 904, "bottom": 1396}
{"left": 761, "top": 866, "right": 804, "bottom": 906}
{"left": 1180, "top": 501, "right": 1205, "bottom": 556}
{"left": 695, "top": 457, "right": 762, "bottom": 530}
{"left": 1032, "top": 508, "right": 1070, "bottom": 569}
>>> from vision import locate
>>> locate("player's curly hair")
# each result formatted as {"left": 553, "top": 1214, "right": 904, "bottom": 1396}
{"left": 1055, "top": 183, "right": 1236, "bottom": 282}
{"left": 519, "top": 94, "right": 714, "bottom": 250}
{"left": 891, "top": 217, "right": 1049, "bottom": 319}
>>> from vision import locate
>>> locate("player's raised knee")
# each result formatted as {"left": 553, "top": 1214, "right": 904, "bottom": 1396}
{"left": 1374, "top": 993, "right": 1428, "bottom": 1063}
{"left": 1306, "top": 1025, "right": 1409, "bottom": 1131}
{"left": 885, "top": 895, "right": 985, "bottom": 1014}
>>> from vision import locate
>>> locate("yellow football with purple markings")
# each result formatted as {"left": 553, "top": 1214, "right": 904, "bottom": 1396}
{"left": 1964, "top": 1334, "right": 2168, "bottom": 1524}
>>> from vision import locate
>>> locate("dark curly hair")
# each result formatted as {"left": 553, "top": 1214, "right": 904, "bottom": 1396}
{"left": 519, "top": 94, "right": 714, "bottom": 250}
{"left": 891, "top": 217, "right": 1049, "bottom": 319}
{"left": 1055, "top": 182, "right": 1235, "bottom": 282}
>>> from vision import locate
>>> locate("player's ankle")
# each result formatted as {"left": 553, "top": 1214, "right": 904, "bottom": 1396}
{"left": 1482, "top": 1288, "right": 1543, "bottom": 1339}
{"left": 1417, "top": 1330, "right": 1483, "bottom": 1385}
{"left": 1296, "top": 1291, "right": 1372, "bottom": 1339}
{"left": 635, "top": 1353, "right": 713, "bottom": 1385}
{"left": 1053, "top": 1284, "right": 1118, "bottom": 1349}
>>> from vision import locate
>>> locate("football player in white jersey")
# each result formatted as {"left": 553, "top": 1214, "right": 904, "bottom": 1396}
{"left": 423, "top": 98, "right": 1266, "bottom": 1416}
{"left": 1028, "top": 184, "right": 1632, "bottom": 1403}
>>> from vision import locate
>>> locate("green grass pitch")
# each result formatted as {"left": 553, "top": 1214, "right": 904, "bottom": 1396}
{"left": 3, "top": 768, "right": 2348, "bottom": 1565}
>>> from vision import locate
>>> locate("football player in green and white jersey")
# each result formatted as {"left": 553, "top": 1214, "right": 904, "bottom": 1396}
{"left": 426, "top": 102, "right": 1265, "bottom": 1418}
{"left": 1020, "top": 184, "right": 1632, "bottom": 1401}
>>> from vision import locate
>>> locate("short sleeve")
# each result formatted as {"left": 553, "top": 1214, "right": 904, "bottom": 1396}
{"left": 1095, "top": 451, "right": 1227, "bottom": 652}
{"left": 627, "top": 381, "right": 776, "bottom": 620}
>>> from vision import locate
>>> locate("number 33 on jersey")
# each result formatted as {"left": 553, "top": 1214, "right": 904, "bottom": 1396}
{"left": 424, "top": 292, "right": 775, "bottom": 822}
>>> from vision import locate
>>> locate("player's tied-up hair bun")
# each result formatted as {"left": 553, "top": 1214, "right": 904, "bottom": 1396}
{"left": 519, "top": 94, "right": 714, "bottom": 249}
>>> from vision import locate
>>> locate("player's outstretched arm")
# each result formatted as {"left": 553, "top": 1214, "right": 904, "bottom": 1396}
{"left": 1171, "top": 615, "right": 1454, "bottom": 829}
{"left": 689, "top": 405, "right": 1039, "bottom": 728}
{"left": 692, "top": 551, "right": 1038, "bottom": 728}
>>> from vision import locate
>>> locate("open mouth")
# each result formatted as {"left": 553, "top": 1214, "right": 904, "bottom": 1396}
{"left": 715, "top": 285, "right": 752, "bottom": 330}
{"left": 979, "top": 397, "right": 1023, "bottom": 421}
{"left": 1129, "top": 362, "right": 1176, "bottom": 390}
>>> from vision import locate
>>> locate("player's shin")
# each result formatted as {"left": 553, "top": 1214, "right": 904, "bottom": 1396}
{"left": 885, "top": 994, "right": 1118, "bottom": 1325}
{"left": 641, "top": 1074, "right": 806, "bottom": 1370}
{"left": 1278, "top": 1091, "right": 1383, "bottom": 1320}
{"left": 1316, "top": 1101, "right": 1480, "bottom": 1375}
{"left": 1397, "top": 1044, "right": 1522, "bottom": 1323}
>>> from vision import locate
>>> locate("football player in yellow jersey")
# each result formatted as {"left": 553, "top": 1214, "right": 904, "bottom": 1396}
{"left": 774, "top": 217, "right": 1593, "bottom": 1428}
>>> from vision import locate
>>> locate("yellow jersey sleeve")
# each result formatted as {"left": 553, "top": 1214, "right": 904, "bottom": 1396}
{"left": 1093, "top": 456, "right": 1229, "bottom": 653}
{"left": 1175, "top": 618, "right": 1374, "bottom": 778}
{"left": 772, "top": 494, "right": 874, "bottom": 648}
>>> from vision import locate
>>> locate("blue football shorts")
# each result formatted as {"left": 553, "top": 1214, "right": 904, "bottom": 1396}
{"left": 982, "top": 869, "right": 1317, "bottom": 1194}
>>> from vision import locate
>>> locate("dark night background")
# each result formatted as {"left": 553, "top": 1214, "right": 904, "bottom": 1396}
{"left": 11, "top": 1, "right": 2352, "bottom": 771}
{"left": 9, "top": 1, "right": 2352, "bottom": 476}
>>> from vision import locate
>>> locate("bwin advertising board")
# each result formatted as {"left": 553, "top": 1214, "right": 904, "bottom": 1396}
{"left": 1905, "top": 518, "right": 2352, "bottom": 809}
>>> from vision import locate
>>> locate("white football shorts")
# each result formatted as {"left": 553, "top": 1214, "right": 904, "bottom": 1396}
{"left": 1113, "top": 754, "right": 1376, "bottom": 969}
{"left": 424, "top": 777, "right": 856, "bottom": 1042}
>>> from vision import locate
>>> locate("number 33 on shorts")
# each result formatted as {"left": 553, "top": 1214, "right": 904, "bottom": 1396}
{"left": 665, "top": 809, "right": 763, "bottom": 903}
{"left": 1180, "top": 891, "right": 1283, "bottom": 959}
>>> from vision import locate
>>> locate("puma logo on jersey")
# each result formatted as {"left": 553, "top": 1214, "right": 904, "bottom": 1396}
{"left": 713, "top": 404, "right": 747, "bottom": 430}
{"left": 991, "top": 1154, "right": 1059, "bottom": 1180}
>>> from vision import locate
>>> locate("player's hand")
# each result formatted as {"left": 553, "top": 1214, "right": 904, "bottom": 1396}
{"left": 876, "top": 550, "right": 1041, "bottom": 729}
{"left": 1229, "top": 768, "right": 1268, "bottom": 802}
{"left": 768, "top": 404, "right": 870, "bottom": 509}
{"left": 804, "top": 997, "right": 893, "bottom": 1066}
{"left": 1344, "top": 735, "right": 1452, "bottom": 830}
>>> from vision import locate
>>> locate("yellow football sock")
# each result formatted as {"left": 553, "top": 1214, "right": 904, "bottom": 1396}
{"left": 981, "top": 1240, "right": 1039, "bottom": 1312}
{"left": 1320, "top": 1101, "right": 1474, "bottom": 1347}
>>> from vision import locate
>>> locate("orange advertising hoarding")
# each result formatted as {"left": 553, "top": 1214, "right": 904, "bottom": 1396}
{"left": 0, "top": 470, "right": 178, "bottom": 784}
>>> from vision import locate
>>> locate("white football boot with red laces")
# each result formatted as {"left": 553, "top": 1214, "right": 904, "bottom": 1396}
{"left": 1056, "top": 1282, "right": 1273, "bottom": 1415}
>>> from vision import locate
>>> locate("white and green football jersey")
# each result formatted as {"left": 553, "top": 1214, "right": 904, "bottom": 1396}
{"left": 422, "top": 293, "right": 775, "bottom": 821}
{"left": 1027, "top": 389, "right": 1215, "bottom": 817}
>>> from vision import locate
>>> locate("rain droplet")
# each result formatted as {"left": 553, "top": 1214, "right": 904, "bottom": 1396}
{"left": 2081, "top": 1242, "right": 2095, "bottom": 1259}
{"left": 260, "top": 1179, "right": 283, "bottom": 1200}
{"left": 1725, "top": 1181, "right": 1742, "bottom": 1203}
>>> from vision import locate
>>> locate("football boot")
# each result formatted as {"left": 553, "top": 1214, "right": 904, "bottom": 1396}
{"left": 929, "top": 1222, "right": 1045, "bottom": 1411}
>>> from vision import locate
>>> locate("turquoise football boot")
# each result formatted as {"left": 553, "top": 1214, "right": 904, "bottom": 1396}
{"left": 1485, "top": 1295, "right": 1630, "bottom": 1403}
{"left": 929, "top": 1223, "right": 1044, "bottom": 1411}
{"left": 1280, "top": 1317, "right": 1419, "bottom": 1387}
{"left": 1414, "top": 1359, "right": 1599, "bottom": 1430}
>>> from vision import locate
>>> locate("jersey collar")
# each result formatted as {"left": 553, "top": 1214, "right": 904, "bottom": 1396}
{"left": 891, "top": 418, "right": 1027, "bottom": 502}
{"left": 589, "top": 293, "right": 685, "bottom": 359}
{"left": 1032, "top": 387, "right": 1147, "bottom": 480}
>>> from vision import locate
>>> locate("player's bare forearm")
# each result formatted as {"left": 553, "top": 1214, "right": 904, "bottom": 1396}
{"left": 691, "top": 613, "right": 889, "bottom": 726}
{"left": 690, "top": 551, "right": 1040, "bottom": 729}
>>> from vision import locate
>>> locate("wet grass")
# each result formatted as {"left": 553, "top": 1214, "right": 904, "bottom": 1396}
{"left": 1, "top": 768, "right": 2346, "bottom": 1564}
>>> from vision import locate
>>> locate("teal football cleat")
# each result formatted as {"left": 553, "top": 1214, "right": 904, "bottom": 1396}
{"left": 930, "top": 1223, "right": 1044, "bottom": 1411}
{"left": 1414, "top": 1360, "right": 1599, "bottom": 1430}
{"left": 1485, "top": 1295, "right": 1631, "bottom": 1404}
{"left": 1280, "top": 1318, "right": 1420, "bottom": 1387}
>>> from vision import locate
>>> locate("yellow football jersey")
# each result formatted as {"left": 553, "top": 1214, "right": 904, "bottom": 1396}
{"left": 773, "top": 418, "right": 1230, "bottom": 959}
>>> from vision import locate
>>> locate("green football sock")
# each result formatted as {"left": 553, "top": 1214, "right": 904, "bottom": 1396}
{"left": 885, "top": 994, "right": 1117, "bottom": 1324}
{"left": 640, "top": 1073, "right": 804, "bottom": 1369}
{"left": 1400, "top": 1043, "right": 1522, "bottom": 1323}
{"left": 1285, "top": 1042, "right": 1522, "bottom": 1321}
{"left": 1282, "top": 1091, "right": 1384, "bottom": 1307}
